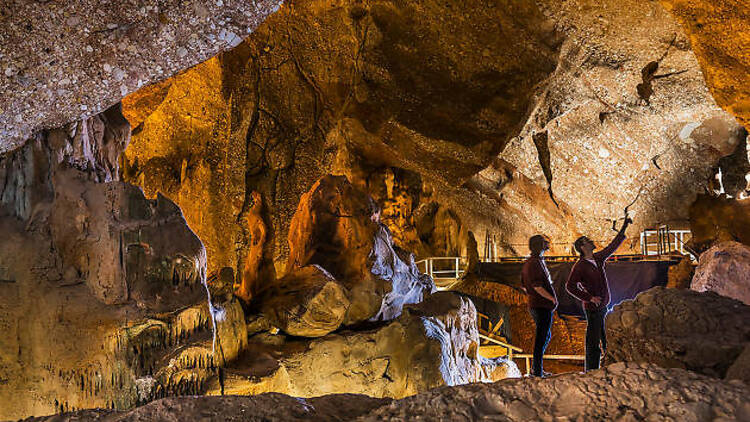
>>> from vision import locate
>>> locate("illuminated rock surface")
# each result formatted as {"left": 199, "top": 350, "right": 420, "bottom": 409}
{"left": 282, "top": 175, "right": 435, "bottom": 326}
{"left": 31, "top": 363, "right": 749, "bottom": 421}
{"left": 119, "top": 0, "right": 748, "bottom": 271}
{"left": 0, "top": 0, "right": 282, "bottom": 153}
{"left": 692, "top": 241, "right": 750, "bottom": 304}
{"left": 120, "top": 0, "right": 560, "bottom": 274}
{"left": 357, "top": 363, "right": 750, "bottom": 422}
{"left": 660, "top": 0, "right": 750, "bottom": 128}
{"left": 202, "top": 293, "right": 515, "bottom": 399}
{"left": 0, "top": 109, "right": 243, "bottom": 420}
{"left": 689, "top": 194, "right": 750, "bottom": 250}
{"left": 606, "top": 287, "right": 750, "bottom": 378}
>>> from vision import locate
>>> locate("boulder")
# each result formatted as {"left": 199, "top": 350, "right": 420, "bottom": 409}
{"left": 357, "top": 363, "right": 750, "bottom": 421}
{"left": 260, "top": 265, "right": 350, "bottom": 337}
{"left": 210, "top": 292, "right": 519, "bottom": 399}
{"left": 691, "top": 241, "right": 750, "bottom": 305}
{"left": 606, "top": 287, "right": 750, "bottom": 378}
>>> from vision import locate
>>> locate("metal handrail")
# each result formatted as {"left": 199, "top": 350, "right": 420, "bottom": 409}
{"left": 415, "top": 256, "right": 467, "bottom": 281}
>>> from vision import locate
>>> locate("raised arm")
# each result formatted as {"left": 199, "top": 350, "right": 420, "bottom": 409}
{"left": 565, "top": 264, "right": 592, "bottom": 302}
{"left": 595, "top": 217, "right": 632, "bottom": 260}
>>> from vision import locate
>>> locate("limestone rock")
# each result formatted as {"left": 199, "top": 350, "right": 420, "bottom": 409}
{"left": 660, "top": 0, "right": 750, "bottom": 128}
{"left": 357, "top": 363, "right": 750, "bottom": 421}
{"left": 260, "top": 265, "right": 350, "bottom": 337}
{"left": 606, "top": 287, "right": 750, "bottom": 378}
{"left": 213, "top": 292, "right": 519, "bottom": 399}
{"left": 285, "top": 175, "right": 434, "bottom": 325}
{"left": 692, "top": 241, "right": 750, "bottom": 304}
{"left": 0, "top": 108, "right": 242, "bottom": 419}
{"left": 121, "top": 0, "right": 560, "bottom": 275}
{"left": 454, "top": 0, "right": 745, "bottom": 257}
{"left": 0, "top": 0, "right": 282, "bottom": 152}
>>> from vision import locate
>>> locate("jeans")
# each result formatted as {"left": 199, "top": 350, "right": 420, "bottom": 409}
{"left": 584, "top": 309, "right": 607, "bottom": 371}
{"left": 529, "top": 307, "right": 553, "bottom": 376}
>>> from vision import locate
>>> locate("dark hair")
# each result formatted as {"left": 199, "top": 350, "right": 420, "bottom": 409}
{"left": 574, "top": 236, "right": 588, "bottom": 256}
{"left": 529, "top": 235, "right": 547, "bottom": 254}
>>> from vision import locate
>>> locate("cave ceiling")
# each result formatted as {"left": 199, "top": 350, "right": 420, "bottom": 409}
{"left": 0, "top": 0, "right": 282, "bottom": 154}
{"left": 119, "top": 0, "right": 748, "bottom": 273}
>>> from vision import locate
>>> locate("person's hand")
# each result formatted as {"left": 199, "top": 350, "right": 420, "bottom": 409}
{"left": 590, "top": 296, "right": 602, "bottom": 306}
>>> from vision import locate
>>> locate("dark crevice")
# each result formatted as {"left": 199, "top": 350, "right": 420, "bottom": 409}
{"left": 531, "top": 130, "right": 559, "bottom": 208}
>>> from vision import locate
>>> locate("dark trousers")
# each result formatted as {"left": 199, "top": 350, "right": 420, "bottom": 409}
{"left": 529, "top": 307, "right": 553, "bottom": 376}
{"left": 584, "top": 309, "right": 607, "bottom": 371}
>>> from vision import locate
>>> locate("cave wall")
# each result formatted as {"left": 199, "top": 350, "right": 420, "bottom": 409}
{"left": 121, "top": 0, "right": 561, "bottom": 278}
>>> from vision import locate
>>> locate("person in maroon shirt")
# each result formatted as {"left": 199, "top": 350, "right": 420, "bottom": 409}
{"left": 521, "top": 235, "right": 558, "bottom": 377}
{"left": 566, "top": 217, "right": 632, "bottom": 371}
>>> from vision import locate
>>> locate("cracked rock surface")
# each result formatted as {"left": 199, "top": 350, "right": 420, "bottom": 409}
{"left": 606, "top": 286, "right": 750, "bottom": 378}
{"left": 0, "top": 0, "right": 282, "bottom": 153}
{"left": 28, "top": 363, "right": 750, "bottom": 421}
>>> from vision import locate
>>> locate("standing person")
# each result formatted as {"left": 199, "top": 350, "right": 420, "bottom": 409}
{"left": 566, "top": 217, "right": 632, "bottom": 371}
{"left": 521, "top": 235, "right": 558, "bottom": 377}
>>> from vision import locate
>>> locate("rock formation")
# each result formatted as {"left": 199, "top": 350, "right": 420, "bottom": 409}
{"left": 0, "top": 107, "right": 243, "bottom": 420}
{"left": 279, "top": 175, "right": 435, "bottom": 327}
{"left": 606, "top": 287, "right": 750, "bottom": 378}
{"left": 692, "top": 241, "right": 750, "bottom": 304}
{"left": 358, "top": 362, "right": 750, "bottom": 421}
{"left": 118, "top": 0, "right": 750, "bottom": 275}
{"left": 119, "top": 0, "right": 561, "bottom": 275}
{"left": 0, "top": 0, "right": 282, "bottom": 152}
{"left": 660, "top": 0, "right": 750, "bottom": 128}
{"left": 24, "top": 363, "right": 750, "bottom": 421}
{"left": 259, "top": 265, "right": 350, "bottom": 337}
{"left": 211, "top": 292, "right": 519, "bottom": 399}
{"left": 25, "top": 393, "right": 392, "bottom": 422}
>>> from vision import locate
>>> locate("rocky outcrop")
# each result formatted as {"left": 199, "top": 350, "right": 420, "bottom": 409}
{"left": 281, "top": 175, "right": 434, "bottom": 327}
{"left": 27, "top": 363, "right": 750, "bottom": 421}
{"left": 260, "top": 265, "right": 350, "bottom": 337}
{"left": 726, "top": 344, "right": 750, "bottom": 384}
{"left": 606, "top": 287, "right": 750, "bottom": 378}
{"left": 0, "top": 108, "right": 241, "bottom": 420}
{"left": 660, "top": 0, "right": 750, "bottom": 128}
{"left": 26, "top": 393, "right": 391, "bottom": 422}
{"left": 0, "top": 0, "right": 282, "bottom": 152}
{"left": 358, "top": 363, "right": 750, "bottom": 421}
{"left": 211, "top": 292, "right": 519, "bottom": 399}
{"left": 119, "top": 0, "right": 748, "bottom": 270}
{"left": 666, "top": 254, "right": 695, "bottom": 289}
{"left": 692, "top": 241, "right": 750, "bottom": 304}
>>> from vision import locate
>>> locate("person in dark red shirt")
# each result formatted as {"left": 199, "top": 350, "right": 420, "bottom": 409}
{"left": 566, "top": 217, "right": 632, "bottom": 371}
{"left": 521, "top": 235, "right": 558, "bottom": 377}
